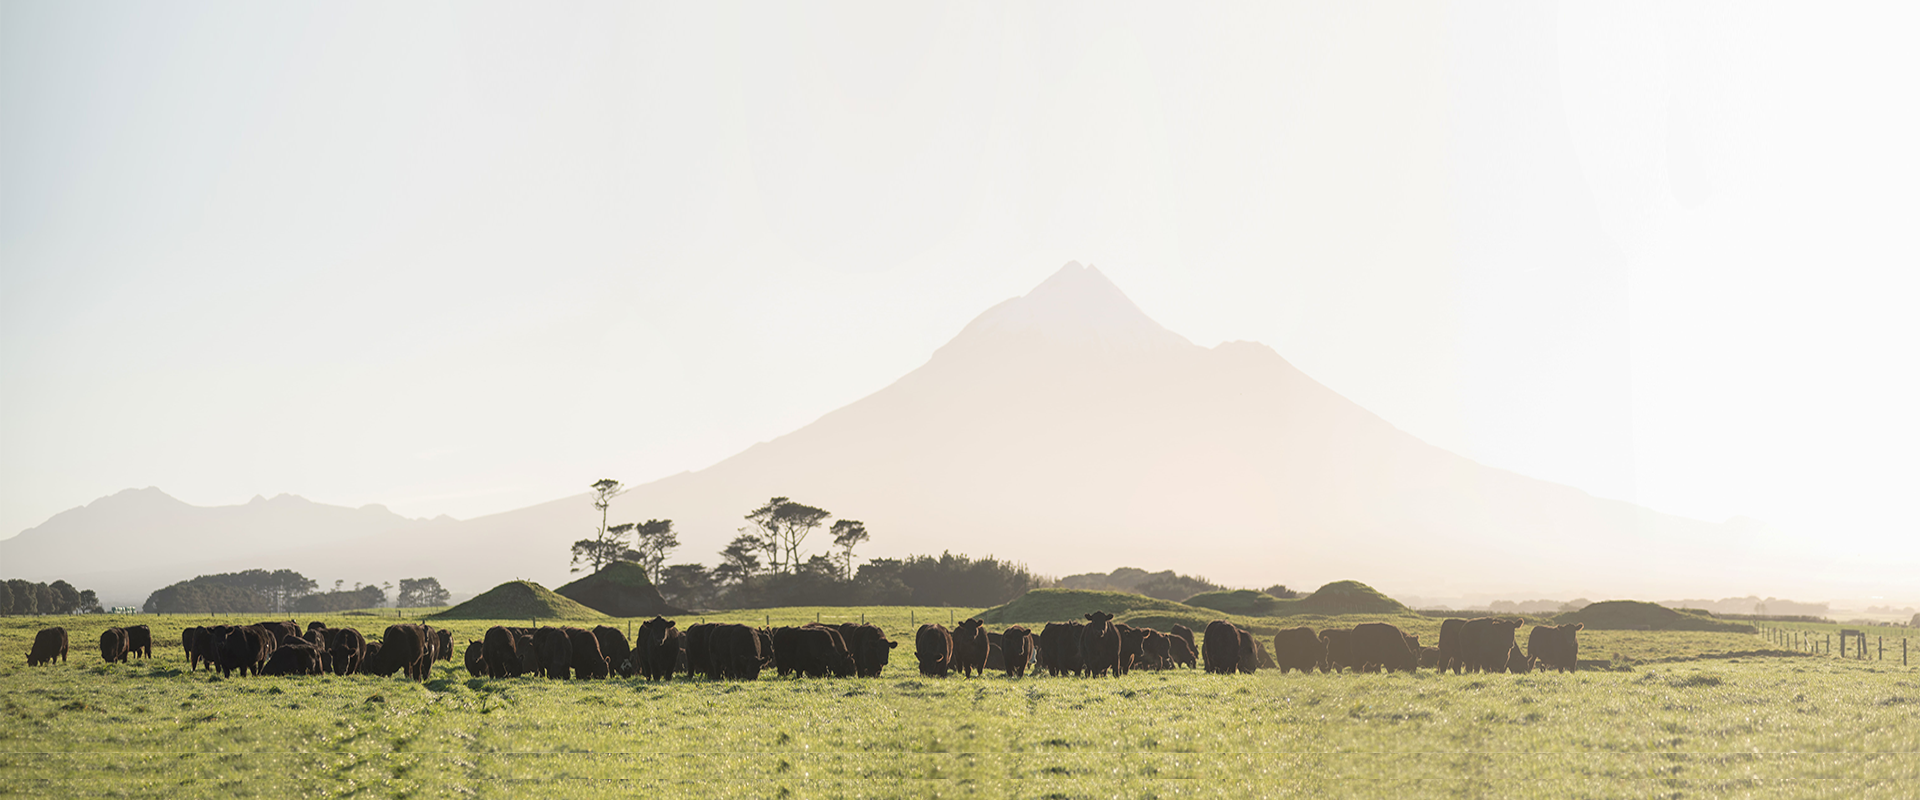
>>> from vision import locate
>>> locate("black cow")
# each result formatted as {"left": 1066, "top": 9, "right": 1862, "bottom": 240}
{"left": 217, "top": 626, "right": 272, "bottom": 677}
{"left": 464, "top": 640, "right": 487, "bottom": 677}
{"left": 787, "top": 625, "right": 854, "bottom": 678}
{"left": 1349, "top": 622, "right": 1418, "bottom": 673}
{"left": 99, "top": 628, "right": 131, "bottom": 663}
{"left": 915, "top": 624, "right": 953, "bottom": 677}
{"left": 951, "top": 619, "right": 988, "bottom": 678}
{"left": 120, "top": 624, "right": 152, "bottom": 660}
{"left": 1459, "top": 617, "right": 1524, "bottom": 674}
{"left": 1271, "top": 627, "right": 1324, "bottom": 674}
{"left": 261, "top": 635, "right": 323, "bottom": 676}
{"left": 532, "top": 628, "right": 573, "bottom": 680}
{"left": 709, "top": 624, "right": 762, "bottom": 680}
{"left": 1001, "top": 626, "right": 1033, "bottom": 678}
{"left": 1168, "top": 635, "right": 1198, "bottom": 669}
{"left": 564, "top": 627, "right": 609, "bottom": 679}
{"left": 1114, "top": 624, "right": 1148, "bottom": 676}
{"left": 1436, "top": 618, "right": 1466, "bottom": 673}
{"left": 479, "top": 626, "right": 518, "bottom": 678}
{"left": 838, "top": 623, "right": 896, "bottom": 678}
{"left": 367, "top": 624, "right": 431, "bottom": 680}
{"left": 1235, "top": 628, "right": 1259, "bottom": 674}
{"left": 1039, "top": 621, "right": 1084, "bottom": 676}
{"left": 328, "top": 628, "right": 367, "bottom": 676}
{"left": 28, "top": 627, "right": 67, "bottom": 666}
{"left": 1319, "top": 628, "right": 1353, "bottom": 673}
{"left": 1138, "top": 629, "right": 1171, "bottom": 670}
{"left": 254, "top": 621, "right": 299, "bottom": 642}
{"left": 592, "top": 626, "right": 632, "bottom": 677}
{"left": 1507, "top": 645, "right": 1536, "bottom": 673}
{"left": 633, "top": 617, "right": 679, "bottom": 681}
{"left": 1202, "top": 620, "right": 1239, "bottom": 674}
{"left": 181, "top": 627, "right": 202, "bottom": 668}
{"left": 1171, "top": 624, "right": 1197, "bottom": 656}
{"left": 1080, "top": 612, "right": 1120, "bottom": 678}
{"left": 1527, "top": 623, "right": 1583, "bottom": 673}
{"left": 683, "top": 623, "right": 715, "bottom": 680}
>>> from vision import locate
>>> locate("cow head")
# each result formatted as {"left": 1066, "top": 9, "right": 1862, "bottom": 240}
{"left": 1084, "top": 611, "right": 1114, "bottom": 626}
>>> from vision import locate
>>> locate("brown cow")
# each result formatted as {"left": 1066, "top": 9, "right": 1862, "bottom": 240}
{"left": 327, "top": 627, "right": 367, "bottom": 676}
{"left": 1527, "top": 623, "right": 1583, "bottom": 673}
{"left": 1271, "top": 627, "right": 1323, "bottom": 674}
{"left": 99, "top": 628, "right": 131, "bottom": 663}
{"left": 1202, "top": 620, "right": 1240, "bottom": 674}
{"left": 915, "top": 623, "right": 953, "bottom": 677}
{"left": 1168, "top": 635, "right": 1198, "bottom": 669}
{"left": 29, "top": 627, "right": 68, "bottom": 666}
{"left": 1001, "top": 626, "right": 1034, "bottom": 678}
{"left": 951, "top": 619, "right": 988, "bottom": 678}
{"left": 1138, "top": 629, "right": 1171, "bottom": 670}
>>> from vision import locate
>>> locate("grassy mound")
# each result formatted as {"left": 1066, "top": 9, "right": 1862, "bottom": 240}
{"left": 555, "top": 561, "right": 686, "bottom": 617}
{"left": 1557, "top": 600, "right": 1757, "bottom": 633}
{"left": 428, "top": 581, "right": 607, "bottom": 621}
{"left": 1185, "top": 580, "right": 1407, "bottom": 617}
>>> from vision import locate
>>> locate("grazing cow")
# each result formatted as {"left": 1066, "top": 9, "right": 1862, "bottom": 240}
{"left": 531, "top": 628, "right": 573, "bottom": 680}
{"left": 1170, "top": 624, "right": 1197, "bottom": 656}
{"left": 300, "top": 628, "right": 333, "bottom": 674}
{"left": 708, "top": 624, "right": 762, "bottom": 680}
{"left": 1203, "top": 620, "right": 1241, "bottom": 674}
{"left": 1080, "top": 612, "right": 1121, "bottom": 678}
{"left": 1039, "top": 622, "right": 1084, "bottom": 677}
{"left": 985, "top": 632, "right": 1005, "bottom": 671}
{"left": 254, "top": 621, "right": 299, "bottom": 643}
{"left": 915, "top": 624, "right": 953, "bottom": 677}
{"left": 1459, "top": 618, "right": 1525, "bottom": 674}
{"left": 1139, "top": 629, "right": 1171, "bottom": 671}
{"left": 367, "top": 624, "right": 432, "bottom": 680}
{"left": 1235, "top": 629, "right": 1259, "bottom": 674}
{"left": 592, "top": 626, "right": 632, "bottom": 677}
{"left": 786, "top": 625, "right": 854, "bottom": 678}
{"left": 949, "top": 619, "right": 988, "bottom": 678}
{"left": 327, "top": 628, "right": 367, "bottom": 676}
{"left": 770, "top": 627, "right": 803, "bottom": 677}
{"left": 1001, "top": 626, "right": 1034, "bottom": 678}
{"left": 1168, "top": 635, "right": 1198, "bottom": 669}
{"left": 634, "top": 617, "right": 680, "bottom": 682}
{"left": 1506, "top": 646, "right": 1536, "bottom": 673}
{"left": 464, "top": 641, "right": 487, "bottom": 677}
{"left": 481, "top": 626, "right": 519, "bottom": 678}
{"left": 1271, "top": 627, "right": 1324, "bottom": 674}
{"left": 1349, "top": 622, "right": 1418, "bottom": 673}
{"left": 217, "top": 626, "right": 271, "bottom": 677}
{"left": 1527, "top": 623, "right": 1583, "bottom": 673}
{"left": 563, "top": 627, "right": 610, "bottom": 680}
{"left": 1115, "top": 625, "right": 1148, "bottom": 676}
{"left": 431, "top": 628, "right": 454, "bottom": 667}
{"left": 192, "top": 626, "right": 226, "bottom": 673}
{"left": 1319, "top": 628, "right": 1354, "bottom": 673}
{"left": 120, "top": 624, "right": 152, "bottom": 660}
{"left": 261, "top": 635, "right": 323, "bottom": 676}
{"left": 683, "top": 623, "right": 716, "bottom": 681}
{"left": 1436, "top": 618, "right": 1466, "bottom": 674}
{"left": 1251, "top": 636, "right": 1274, "bottom": 670}
{"left": 99, "top": 628, "right": 131, "bottom": 663}
{"left": 29, "top": 627, "right": 68, "bottom": 666}
{"left": 839, "top": 623, "right": 896, "bottom": 678}
{"left": 1419, "top": 646, "right": 1443, "bottom": 669}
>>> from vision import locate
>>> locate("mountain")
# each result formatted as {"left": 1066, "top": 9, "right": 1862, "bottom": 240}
{"left": 0, "top": 487, "right": 428, "bottom": 606}
{"left": 2, "top": 263, "right": 1812, "bottom": 601}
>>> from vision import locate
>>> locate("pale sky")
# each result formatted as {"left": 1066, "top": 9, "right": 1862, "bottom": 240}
{"left": 4, "top": 2, "right": 1918, "bottom": 570}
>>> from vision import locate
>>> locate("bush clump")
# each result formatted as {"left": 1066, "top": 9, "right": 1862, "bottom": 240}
{"left": 1556, "top": 600, "right": 1757, "bottom": 633}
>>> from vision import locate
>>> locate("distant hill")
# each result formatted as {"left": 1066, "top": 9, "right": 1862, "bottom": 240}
{"left": 430, "top": 580, "right": 605, "bottom": 621}
{"left": 0, "top": 487, "right": 428, "bottom": 607}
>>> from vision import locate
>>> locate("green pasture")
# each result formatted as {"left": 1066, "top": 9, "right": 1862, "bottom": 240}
{"left": 5, "top": 611, "right": 1920, "bottom": 798}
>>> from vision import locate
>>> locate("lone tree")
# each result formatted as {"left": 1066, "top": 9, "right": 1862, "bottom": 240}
{"left": 396, "top": 577, "right": 450, "bottom": 608}
{"left": 571, "top": 478, "right": 633, "bottom": 573}
{"left": 632, "top": 519, "right": 679, "bottom": 584}
{"left": 743, "top": 497, "right": 830, "bottom": 575}
{"left": 831, "top": 519, "right": 869, "bottom": 580}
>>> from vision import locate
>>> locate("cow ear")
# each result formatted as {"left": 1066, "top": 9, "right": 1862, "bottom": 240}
{"left": 888, "top": 641, "right": 898, "bottom": 649}
{"left": 1572, "top": 623, "right": 1584, "bottom": 631}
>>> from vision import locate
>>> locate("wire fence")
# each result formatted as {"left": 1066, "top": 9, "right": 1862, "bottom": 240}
{"left": 1763, "top": 626, "right": 1912, "bottom": 665}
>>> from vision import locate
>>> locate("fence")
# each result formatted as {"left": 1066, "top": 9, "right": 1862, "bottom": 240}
{"left": 1763, "top": 626, "right": 1912, "bottom": 666}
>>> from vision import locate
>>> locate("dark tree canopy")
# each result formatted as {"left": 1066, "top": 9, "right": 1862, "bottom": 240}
{"left": 143, "top": 569, "right": 316, "bottom": 614}
{"left": 397, "top": 577, "right": 450, "bottom": 608}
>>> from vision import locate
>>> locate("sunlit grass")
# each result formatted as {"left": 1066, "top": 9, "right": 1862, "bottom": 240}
{"left": 4, "top": 613, "right": 1918, "bottom": 797}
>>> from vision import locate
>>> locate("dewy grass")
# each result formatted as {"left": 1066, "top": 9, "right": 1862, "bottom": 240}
{"left": 4, "top": 613, "right": 1919, "bottom": 798}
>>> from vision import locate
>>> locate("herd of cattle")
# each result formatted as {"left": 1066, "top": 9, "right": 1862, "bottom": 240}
{"left": 21, "top": 614, "right": 1584, "bottom": 680}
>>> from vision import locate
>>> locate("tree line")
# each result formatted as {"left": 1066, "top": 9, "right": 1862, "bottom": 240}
{"left": 1, "top": 578, "right": 101, "bottom": 615}
{"left": 142, "top": 570, "right": 450, "bottom": 614}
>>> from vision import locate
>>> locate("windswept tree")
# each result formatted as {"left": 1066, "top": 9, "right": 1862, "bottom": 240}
{"left": 570, "top": 479, "right": 634, "bottom": 573}
{"left": 396, "top": 577, "right": 450, "bottom": 608}
{"left": 743, "top": 497, "right": 830, "bottom": 574}
{"left": 715, "top": 533, "right": 762, "bottom": 585}
{"left": 830, "top": 519, "right": 869, "bottom": 580}
{"left": 632, "top": 519, "right": 679, "bottom": 583}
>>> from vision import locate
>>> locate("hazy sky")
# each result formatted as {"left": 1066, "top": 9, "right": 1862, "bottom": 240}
{"left": 4, "top": 2, "right": 1918, "bottom": 565}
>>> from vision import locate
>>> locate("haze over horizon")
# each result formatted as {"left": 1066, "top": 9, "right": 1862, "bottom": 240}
{"left": 5, "top": 4, "right": 1919, "bottom": 597}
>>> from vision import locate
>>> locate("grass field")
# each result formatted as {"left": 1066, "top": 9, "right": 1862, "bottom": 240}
{"left": 5, "top": 611, "right": 1919, "bottom": 798}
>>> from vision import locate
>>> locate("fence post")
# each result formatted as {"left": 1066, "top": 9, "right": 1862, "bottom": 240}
{"left": 1826, "top": 634, "right": 1830, "bottom": 655}
{"left": 1841, "top": 635, "right": 1847, "bottom": 659}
